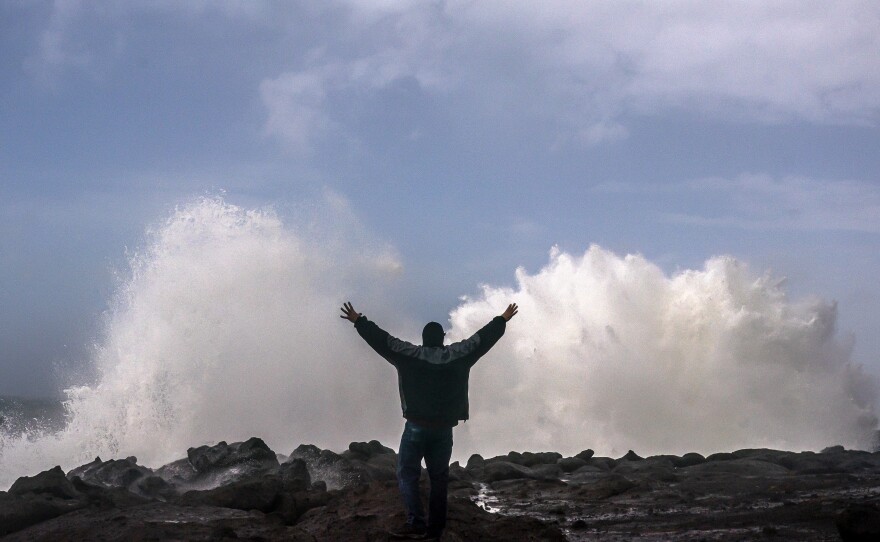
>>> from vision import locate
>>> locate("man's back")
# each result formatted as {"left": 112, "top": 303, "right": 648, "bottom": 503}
{"left": 352, "top": 314, "right": 507, "bottom": 425}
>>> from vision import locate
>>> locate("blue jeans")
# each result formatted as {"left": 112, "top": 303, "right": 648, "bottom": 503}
{"left": 397, "top": 421, "right": 453, "bottom": 533}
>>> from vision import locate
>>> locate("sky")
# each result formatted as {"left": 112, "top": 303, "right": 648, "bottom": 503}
{"left": 1, "top": 0, "right": 879, "bottom": 399}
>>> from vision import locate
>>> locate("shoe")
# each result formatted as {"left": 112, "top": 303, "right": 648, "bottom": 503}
{"left": 388, "top": 523, "right": 427, "bottom": 539}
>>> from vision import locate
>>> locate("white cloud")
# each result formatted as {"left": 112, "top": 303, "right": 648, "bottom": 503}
{"left": 22, "top": 1, "right": 880, "bottom": 146}
{"left": 257, "top": 0, "right": 880, "bottom": 149}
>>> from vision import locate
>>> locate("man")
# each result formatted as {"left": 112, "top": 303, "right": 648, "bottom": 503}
{"left": 340, "top": 301, "right": 518, "bottom": 540}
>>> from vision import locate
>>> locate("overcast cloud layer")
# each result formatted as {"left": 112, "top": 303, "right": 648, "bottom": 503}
{"left": 1, "top": 1, "right": 879, "bottom": 403}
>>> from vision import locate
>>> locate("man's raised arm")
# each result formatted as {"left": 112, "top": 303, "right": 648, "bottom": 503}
{"left": 340, "top": 301, "right": 399, "bottom": 363}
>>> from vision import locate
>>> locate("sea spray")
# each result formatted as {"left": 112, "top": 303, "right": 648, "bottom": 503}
{"left": 0, "top": 197, "right": 405, "bottom": 489}
{"left": 2, "top": 198, "right": 876, "bottom": 490}
{"left": 451, "top": 246, "right": 878, "bottom": 459}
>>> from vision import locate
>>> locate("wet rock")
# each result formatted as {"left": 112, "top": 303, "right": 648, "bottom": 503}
{"left": 836, "top": 502, "right": 880, "bottom": 541}
{"left": 565, "top": 464, "right": 609, "bottom": 483}
{"left": 289, "top": 443, "right": 368, "bottom": 489}
{"left": 153, "top": 456, "right": 198, "bottom": 485}
{"left": 66, "top": 456, "right": 152, "bottom": 492}
{"left": 341, "top": 440, "right": 395, "bottom": 461}
{"left": 2, "top": 502, "right": 314, "bottom": 542}
{"left": 178, "top": 475, "right": 283, "bottom": 513}
{"left": 481, "top": 461, "right": 538, "bottom": 483}
{"left": 352, "top": 450, "right": 397, "bottom": 482}
{"left": 682, "top": 458, "right": 790, "bottom": 476}
{"left": 130, "top": 475, "right": 175, "bottom": 500}
{"left": 9, "top": 466, "right": 81, "bottom": 500}
{"left": 614, "top": 457, "right": 676, "bottom": 482}
{"left": 293, "top": 480, "right": 566, "bottom": 541}
{"left": 279, "top": 458, "right": 311, "bottom": 492}
{"left": 186, "top": 437, "right": 279, "bottom": 486}
{"left": 69, "top": 477, "right": 149, "bottom": 508}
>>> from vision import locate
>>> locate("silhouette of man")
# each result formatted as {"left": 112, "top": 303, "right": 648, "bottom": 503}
{"left": 340, "top": 301, "right": 518, "bottom": 540}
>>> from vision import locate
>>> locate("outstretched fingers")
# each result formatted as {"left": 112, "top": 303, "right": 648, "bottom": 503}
{"left": 340, "top": 301, "right": 360, "bottom": 322}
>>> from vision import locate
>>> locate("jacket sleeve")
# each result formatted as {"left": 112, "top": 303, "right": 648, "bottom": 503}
{"left": 468, "top": 316, "right": 507, "bottom": 365}
{"left": 353, "top": 316, "right": 412, "bottom": 365}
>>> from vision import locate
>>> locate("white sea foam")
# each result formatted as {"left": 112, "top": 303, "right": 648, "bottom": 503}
{"left": 0, "top": 197, "right": 404, "bottom": 488}
{"left": 452, "top": 246, "right": 877, "bottom": 459}
{"left": 1, "top": 197, "right": 876, "bottom": 489}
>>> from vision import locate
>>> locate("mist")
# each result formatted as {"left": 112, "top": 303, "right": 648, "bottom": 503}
{"left": 1, "top": 197, "right": 876, "bottom": 489}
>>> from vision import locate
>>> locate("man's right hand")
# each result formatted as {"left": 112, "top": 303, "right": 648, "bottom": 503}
{"left": 501, "top": 303, "right": 518, "bottom": 322}
{"left": 340, "top": 301, "right": 361, "bottom": 323}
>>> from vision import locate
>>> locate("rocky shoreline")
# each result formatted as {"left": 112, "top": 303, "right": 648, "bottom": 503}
{"left": 2, "top": 438, "right": 880, "bottom": 540}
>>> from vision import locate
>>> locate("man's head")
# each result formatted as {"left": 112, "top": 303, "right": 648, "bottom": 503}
{"left": 422, "top": 322, "right": 445, "bottom": 347}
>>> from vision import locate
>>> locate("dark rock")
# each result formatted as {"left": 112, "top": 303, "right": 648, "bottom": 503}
{"left": 279, "top": 458, "right": 311, "bottom": 492}
{"left": 153, "top": 456, "right": 198, "bottom": 485}
{"left": 131, "top": 475, "right": 175, "bottom": 500}
{"left": 565, "top": 465, "right": 608, "bottom": 483}
{"left": 682, "top": 458, "right": 790, "bottom": 476}
{"left": 520, "top": 451, "right": 563, "bottom": 467}
{"left": 575, "top": 449, "right": 595, "bottom": 460}
{"left": 505, "top": 451, "right": 524, "bottom": 465}
{"left": 0, "top": 491, "right": 85, "bottom": 536}
{"left": 9, "top": 466, "right": 81, "bottom": 500}
{"left": 571, "top": 518, "right": 589, "bottom": 529}
{"left": 289, "top": 443, "right": 367, "bottom": 489}
{"left": 66, "top": 456, "right": 152, "bottom": 491}
{"left": 531, "top": 463, "right": 563, "bottom": 480}
{"left": 465, "top": 454, "right": 486, "bottom": 469}
{"left": 614, "top": 457, "right": 676, "bottom": 481}
{"left": 69, "top": 477, "right": 150, "bottom": 508}
{"left": 837, "top": 502, "right": 880, "bottom": 541}
{"left": 2, "top": 502, "right": 314, "bottom": 541}
{"left": 482, "top": 461, "right": 538, "bottom": 483}
{"left": 187, "top": 436, "right": 278, "bottom": 473}
{"left": 619, "top": 450, "right": 643, "bottom": 462}
{"left": 449, "top": 462, "right": 471, "bottom": 482}
{"left": 706, "top": 451, "right": 737, "bottom": 462}
{"left": 576, "top": 474, "right": 637, "bottom": 499}
{"left": 588, "top": 457, "right": 617, "bottom": 471}
{"left": 557, "top": 457, "right": 588, "bottom": 473}
{"left": 273, "top": 489, "right": 335, "bottom": 525}
{"left": 342, "top": 440, "right": 395, "bottom": 461}
{"left": 466, "top": 454, "right": 485, "bottom": 469}
{"left": 673, "top": 452, "right": 706, "bottom": 468}
{"left": 822, "top": 445, "right": 846, "bottom": 454}
{"left": 293, "top": 480, "right": 566, "bottom": 541}
{"left": 179, "top": 475, "right": 283, "bottom": 513}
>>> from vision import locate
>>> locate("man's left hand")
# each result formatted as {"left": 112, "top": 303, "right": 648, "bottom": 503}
{"left": 340, "top": 301, "right": 361, "bottom": 323}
